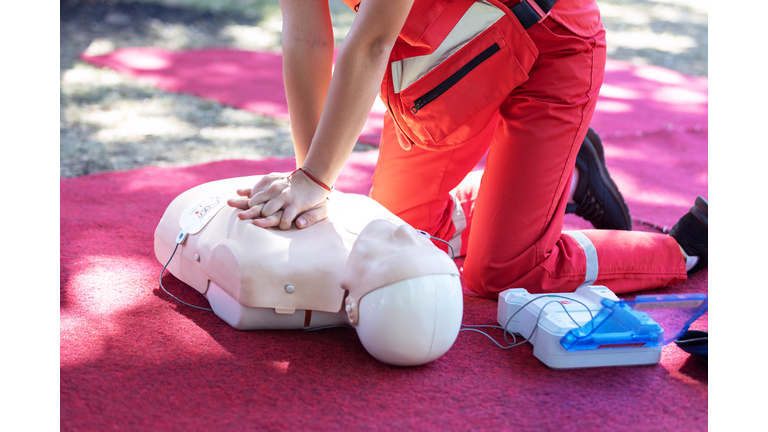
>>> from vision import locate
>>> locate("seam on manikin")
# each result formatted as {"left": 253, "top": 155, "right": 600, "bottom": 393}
{"left": 426, "top": 281, "right": 439, "bottom": 362}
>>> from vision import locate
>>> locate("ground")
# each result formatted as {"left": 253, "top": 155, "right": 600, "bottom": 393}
{"left": 60, "top": 0, "right": 708, "bottom": 178}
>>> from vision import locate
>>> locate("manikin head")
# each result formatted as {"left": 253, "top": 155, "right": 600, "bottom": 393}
{"left": 341, "top": 219, "right": 463, "bottom": 366}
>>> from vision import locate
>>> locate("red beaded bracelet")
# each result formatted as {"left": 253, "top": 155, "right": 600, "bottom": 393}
{"left": 288, "top": 167, "right": 333, "bottom": 192}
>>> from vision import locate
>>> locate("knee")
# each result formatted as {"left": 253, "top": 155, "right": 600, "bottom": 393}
{"left": 462, "top": 257, "right": 501, "bottom": 300}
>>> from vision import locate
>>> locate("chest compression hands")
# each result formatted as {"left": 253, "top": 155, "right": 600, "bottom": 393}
{"left": 226, "top": 169, "right": 330, "bottom": 230}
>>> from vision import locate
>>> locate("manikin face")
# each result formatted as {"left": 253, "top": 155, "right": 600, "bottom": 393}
{"left": 349, "top": 219, "right": 436, "bottom": 263}
{"left": 341, "top": 219, "right": 459, "bottom": 323}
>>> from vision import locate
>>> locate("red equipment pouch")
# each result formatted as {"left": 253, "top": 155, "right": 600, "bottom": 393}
{"left": 382, "top": 0, "right": 539, "bottom": 151}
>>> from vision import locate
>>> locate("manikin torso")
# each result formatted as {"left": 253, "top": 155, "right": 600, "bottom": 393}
{"left": 154, "top": 176, "right": 463, "bottom": 366}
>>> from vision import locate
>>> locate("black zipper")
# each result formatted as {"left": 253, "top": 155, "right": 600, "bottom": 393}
{"left": 411, "top": 42, "right": 501, "bottom": 114}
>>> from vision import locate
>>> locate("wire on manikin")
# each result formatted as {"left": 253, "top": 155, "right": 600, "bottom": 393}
{"left": 159, "top": 239, "right": 214, "bottom": 312}
{"left": 416, "top": 229, "right": 455, "bottom": 259}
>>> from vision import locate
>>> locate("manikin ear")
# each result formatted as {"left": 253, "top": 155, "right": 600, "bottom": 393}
{"left": 352, "top": 274, "right": 463, "bottom": 366}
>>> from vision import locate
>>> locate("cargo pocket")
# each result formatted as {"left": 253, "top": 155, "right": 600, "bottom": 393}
{"left": 397, "top": 25, "right": 529, "bottom": 148}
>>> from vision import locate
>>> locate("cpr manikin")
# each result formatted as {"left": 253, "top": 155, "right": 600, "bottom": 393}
{"left": 154, "top": 176, "right": 463, "bottom": 366}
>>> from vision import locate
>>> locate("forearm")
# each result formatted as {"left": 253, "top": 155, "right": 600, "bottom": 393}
{"left": 302, "top": 0, "right": 414, "bottom": 187}
{"left": 301, "top": 40, "right": 392, "bottom": 186}
{"left": 279, "top": 0, "right": 334, "bottom": 167}
{"left": 237, "top": 0, "right": 414, "bottom": 230}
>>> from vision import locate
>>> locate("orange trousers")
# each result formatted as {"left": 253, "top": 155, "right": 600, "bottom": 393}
{"left": 370, "top": 16, "right": 687, "bottom": 298}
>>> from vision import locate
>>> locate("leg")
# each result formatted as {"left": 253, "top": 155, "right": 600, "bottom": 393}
{"left": 463, "top": 17, "right": 686, "bottom": 297}
{"left": 450, "top": 124, "right": 634, "bottom": 259}
{"left": 370, "top": 113, "right": 498, "bottom": 250}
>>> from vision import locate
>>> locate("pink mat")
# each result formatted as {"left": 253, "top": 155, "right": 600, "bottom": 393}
{"left": 81, "top": 48, "right": 708, "bottom": 147}
{"left": 64, "top": 48, "right": 709, "bottom": 429}
{"left": 61, "top": 152, "right": 707, "bottom": 431}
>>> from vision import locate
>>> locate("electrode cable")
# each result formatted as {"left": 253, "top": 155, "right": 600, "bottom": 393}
{"left": 159, "top": 242, "right": 214, "bottom": 312}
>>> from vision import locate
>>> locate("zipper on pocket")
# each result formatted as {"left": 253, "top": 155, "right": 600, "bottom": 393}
{"left": 411, "top": 42, "right": 501, "bottom": 114}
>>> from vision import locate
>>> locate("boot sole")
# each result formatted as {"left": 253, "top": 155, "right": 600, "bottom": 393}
{"left": 690, "top": 196, "right": 708, "bottom": 227}
{"left": 584, "top": 127, "right": 633, "bottom": 230}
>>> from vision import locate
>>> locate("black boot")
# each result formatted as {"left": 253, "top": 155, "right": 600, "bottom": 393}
{"left": 566, "top": 127, "right": 633, "bottom": 230}
{"left": 669, "top": 196, "right": 708, "bottom": 275}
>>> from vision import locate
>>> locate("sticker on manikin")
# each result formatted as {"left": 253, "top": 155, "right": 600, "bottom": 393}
{"left": 179, "top": 191, "right": 238, "bottom": 235}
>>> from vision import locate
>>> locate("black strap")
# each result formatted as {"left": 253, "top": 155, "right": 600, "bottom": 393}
{"left": 511, "top": 0, "right": 557, "bottom": 30}
{"left": 534, "top": 0, "right": 557, "bottom": 12}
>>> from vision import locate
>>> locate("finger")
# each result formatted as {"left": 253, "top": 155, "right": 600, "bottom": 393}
{"left": 246, "top": 177, "right": 271, "bottom": 199}
{"left": 227, "top": 197, "right": 251, "bottom": 210}
{"left": 252, "top": 210, "right": 283, "bottom": 228}
{"left": 235, "top": 188, "right": 252, "bottom": 197}
{"left": 248, "top": 189, "right": 274, "bottom": 208}
{"left": 237, "top": 203, "right": 264, "bottom": 220}
{"left": 250, "top": 173, "right": 285, "bottom": 198}
{"left": 295, "top": 203, "right": 329, "bottom": 229}
{"left": 249, "top": 180, "right": 290, "bottom": 207}
{"left": 260, "top": 196, "right": 287, "bottom": 218}
{"left": 279, "top": 206, "right": 299, "bottom": 231}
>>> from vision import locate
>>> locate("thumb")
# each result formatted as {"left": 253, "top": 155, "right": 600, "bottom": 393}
{"left": 295, "top": 202, "right": 329, "bottom": 229}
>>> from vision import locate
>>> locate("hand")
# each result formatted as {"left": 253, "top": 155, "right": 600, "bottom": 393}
{"left": 226, "top": 170, "right": 330, "bottom": 230}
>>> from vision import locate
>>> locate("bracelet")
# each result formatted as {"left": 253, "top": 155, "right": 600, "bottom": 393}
{"left": 289, "top": 167, "right": 333, "bottom": 192}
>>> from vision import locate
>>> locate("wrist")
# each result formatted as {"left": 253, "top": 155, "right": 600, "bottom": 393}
{"left": 289, "top": 167, "right": 334, "bottom": 192}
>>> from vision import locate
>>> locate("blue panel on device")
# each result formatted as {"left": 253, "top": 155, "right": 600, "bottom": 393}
{"left": 560, "top": 293, "right": 708, "bottom": 351}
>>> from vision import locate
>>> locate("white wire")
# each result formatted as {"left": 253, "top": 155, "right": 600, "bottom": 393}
{"left": 431, "top": 236, "right": 455, "bottom": 259}
{"left": 417, "top": 230, "right": 455, "bottom": 259}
